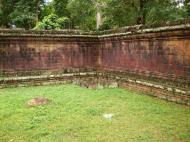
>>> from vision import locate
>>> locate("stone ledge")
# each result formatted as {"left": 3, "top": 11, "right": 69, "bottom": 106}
{"left": 0, "top": 19, "right": 190, "bottom": 38}
{"left": 0, "top": 72, "right": 189, "bottom": 105}
{"left": 0, "top": 72, "right": 97, "bottom": 81}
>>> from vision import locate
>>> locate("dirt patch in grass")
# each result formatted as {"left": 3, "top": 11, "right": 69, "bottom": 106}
{"left": 27, "top": 97, "right": 50, "bottom": 107}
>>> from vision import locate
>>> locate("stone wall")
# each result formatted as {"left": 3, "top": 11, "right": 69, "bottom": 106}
{"left": 0, "top": 23, "right": 190, "bottom": 105}
{"left": 0, "top": 34, "right": 99, "bottom": 76}
{"left": 98, "top": 29, "right": 190, "bottom": 90}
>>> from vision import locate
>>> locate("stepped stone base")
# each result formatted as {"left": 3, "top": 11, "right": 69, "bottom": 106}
{"left": 0, "top": 22, "right": 190, "bottom": 106}
{"left": 0, "top": 72, "right": 189, "bottom": 106}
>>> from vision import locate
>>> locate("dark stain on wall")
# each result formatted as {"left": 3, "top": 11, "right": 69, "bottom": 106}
{"left": 0, "top": 29, "right": 190, "bottom": 83}
{"left": 98, "top": 32, "right": 190, "bottom": 83}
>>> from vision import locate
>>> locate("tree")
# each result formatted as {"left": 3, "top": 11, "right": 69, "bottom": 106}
{"left": 184, "top": 0, "right": 190, "bottom": 17}
{"left": 67, "top": 0, "right": 96, "bottom": 30}
{"left": 90, "top": 0, "right": 108, "bottom": 29}
{"left": 53, "top": 0, "right": 70, "bottom": 17}
{"left": 52, "top": 0, "right": 72, "bottom": 28}
{"left": 35, "top": 14, "right": 70, "bottom": 30}
{"left": 39, "top": 1, "right": 55, "bottom": 21}
{"left": 1, "top": 0, "right": 190, "bottom": 30}
{"left": 104, "top": 0, "right": 138, "bottom": 28}
{"left": 102, "top": 0, "right": 184, "bottom": 29}
{"left": 0, "top": 0, "right": 20, "bottom": 27}
{"left": 35, "top": 0, "right": 41, "bottom": 24}
{"left": 10, "top": 0, "right": 45, "bottom": 29}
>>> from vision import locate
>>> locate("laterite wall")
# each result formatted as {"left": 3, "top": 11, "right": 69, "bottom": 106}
{"left": 98, "top": 30, "right": 190, "bottom": 84}
{"left": 0, "top": 25, "right": 190, "bottom": 104}
{"left": 0, "top": 25, "right": 190, "bottom": 86}
{"left": 0, "top": 34, "right": 99, "bottom": 75}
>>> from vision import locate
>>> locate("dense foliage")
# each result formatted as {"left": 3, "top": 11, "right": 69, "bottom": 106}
{"left": 35, "top": 14, "right": 70, "bottom": 30}
{"left": 0, "top": 0, "right": 189, "bottom": 30}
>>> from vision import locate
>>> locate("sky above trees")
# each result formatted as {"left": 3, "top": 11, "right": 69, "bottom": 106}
{"left": 45, "top": 0, "right": 52, "bottom": 3}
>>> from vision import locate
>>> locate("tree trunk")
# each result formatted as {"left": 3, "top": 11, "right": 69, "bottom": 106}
{"left": 35, "top": 0, "right": 40, "bottom": 25}
{"left": 96, "top": 7, "right": 102, "bottom": 30}
{"left": 137, "top": 0, "right": 146, "bottom": 25}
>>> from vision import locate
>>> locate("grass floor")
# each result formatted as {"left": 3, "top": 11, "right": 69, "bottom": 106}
{"left": 0, "top": 84, "right": 190, "bottom": 142}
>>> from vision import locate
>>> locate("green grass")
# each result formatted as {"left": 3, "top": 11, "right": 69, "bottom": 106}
{"left": 0, "top": 84, "right": 190, "bottom": 142}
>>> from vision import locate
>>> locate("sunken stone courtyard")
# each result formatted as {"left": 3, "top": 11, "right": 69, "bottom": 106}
{"left": 0, "top": 22, "right": 190, "bottom": 142}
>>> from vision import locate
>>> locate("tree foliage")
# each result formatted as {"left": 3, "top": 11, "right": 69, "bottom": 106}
{"left": 67, "top": 0, "right": 96, "bottom": 30}
{"left": 184, "top": 0, "right": 190, "bottom": 17}
{"left": 7, "top": 0, "right": 44, "bottom": 29}
{"left": 35, "top": 14, "right": 70, "bottom": 30}
{"left": 0, "top": 0, "right": 190, "bottom": 30}
{"left": 101, "top": 0, "right": 187, "bottom": 29}
{"left": 39, "top": 1, "right": 55, "bottom": 21}
{"left": 53, "top": 0, "right": 70, "bottom": 17}
{"left": 0, "top": 0, "right": 20, "bottom": 27}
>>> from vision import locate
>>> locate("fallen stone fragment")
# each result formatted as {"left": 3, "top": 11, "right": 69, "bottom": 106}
{"left": 103, "top": 113, "right": 114, "bottom": 120}
{"left": 27, "top": 97, "right": 50, "bottom": 107}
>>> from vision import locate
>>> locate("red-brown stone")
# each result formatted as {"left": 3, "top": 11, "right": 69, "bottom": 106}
{"left": 0, "top": 26, "right": 190, "bottom": 105}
